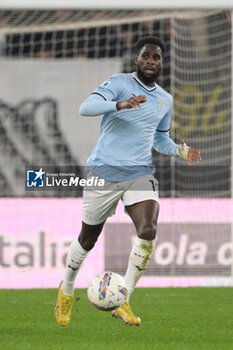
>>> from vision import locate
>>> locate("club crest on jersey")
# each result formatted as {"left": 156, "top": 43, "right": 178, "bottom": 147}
{"left": 156, "top": 98, "right": 165, "bottom": 111}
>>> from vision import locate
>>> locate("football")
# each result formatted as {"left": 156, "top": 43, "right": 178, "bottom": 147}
{"left": 87, "top": 271, "right": 127, "bottom": 311}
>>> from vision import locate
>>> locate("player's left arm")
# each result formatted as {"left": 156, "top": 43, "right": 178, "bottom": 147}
{"left": 153, "top": 99, "right": 201, "bottom": 166}
{"left": 176, "top": 140, "right": 201, "bottom": 166}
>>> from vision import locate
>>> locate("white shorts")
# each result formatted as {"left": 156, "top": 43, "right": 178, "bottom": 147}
{"left": 82, "top": 174, "right": 159, "bottom": 225}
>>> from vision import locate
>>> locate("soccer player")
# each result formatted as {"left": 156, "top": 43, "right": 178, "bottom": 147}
{"left": 55, "top": 36, "right": 201, "bottom": 326}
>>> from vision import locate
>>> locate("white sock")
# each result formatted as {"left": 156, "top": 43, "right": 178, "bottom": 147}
{"left": 124, "top": 237, "right": 156, "bottom": 302}
{"left": 62, "top": 239, "right": 89, "bottom": 295}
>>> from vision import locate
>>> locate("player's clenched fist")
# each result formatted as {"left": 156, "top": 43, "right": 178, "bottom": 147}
{"left": 116, "top": 95, "right": 147, "bottom": 110}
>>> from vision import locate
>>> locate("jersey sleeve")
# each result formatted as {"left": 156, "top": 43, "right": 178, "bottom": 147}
{"left": 92, "top": 74, "right": 123, "bottom": 101}
{"left": 79, "top": 93, "right": 117, "bottom": 116}
{"left": 153, "top": 97, "right": 178, "bottom": 156}
{"left": 156, "top": 96, "right": 173, "bottom": 132}
{"left": 153, "top": 130, "right": 178, "bottom": 156}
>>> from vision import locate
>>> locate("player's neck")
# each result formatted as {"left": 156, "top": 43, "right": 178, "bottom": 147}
{"left": 135, "top": 71, "right": 156, "bottom": 88}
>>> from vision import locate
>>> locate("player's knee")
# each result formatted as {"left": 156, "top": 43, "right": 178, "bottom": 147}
{"left": 138, "top": 223, "right": 157, "bottom": 241}
{"left": 78, "top": 232, "right": 99, "bottom": 251}
{"left": 78, "top": 222, "right": 104, "bottom": 251}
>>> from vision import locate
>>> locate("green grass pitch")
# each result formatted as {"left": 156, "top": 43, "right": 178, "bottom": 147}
{"left": 0, "top": 287, "right": 232, "bottom": 350}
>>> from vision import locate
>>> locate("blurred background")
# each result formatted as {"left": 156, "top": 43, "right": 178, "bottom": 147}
{"left": 0, "top": 3, "right": 232, "bottom": 288}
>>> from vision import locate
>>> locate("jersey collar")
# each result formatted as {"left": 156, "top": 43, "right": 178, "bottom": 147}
{"left": 132, "top": 72, "right": 156, "bottom": 92}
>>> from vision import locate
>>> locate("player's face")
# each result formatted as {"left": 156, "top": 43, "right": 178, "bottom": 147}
{"left": 135, "top": 44, "right": 163, "bottom": 86}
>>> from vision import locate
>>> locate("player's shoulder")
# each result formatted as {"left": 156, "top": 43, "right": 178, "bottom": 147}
{"left": 155, "top": 83, "right": 173, "bottom": 104}
{"left": 97, "top": 73, "right": 128, "bottom": 92}
{"left": 100, "top": 73, "right": 129, "bottom": 88}
{"left": 108, "top": 73, "right": 130, "bottom": 82}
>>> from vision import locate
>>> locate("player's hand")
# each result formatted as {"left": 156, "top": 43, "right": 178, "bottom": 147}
{"left": 177, "top": 140, "right": 202, "bottom": 166}
{"left": 187, "top": 146, "right": 202, "bottom": 166}
{"left": 116, "top": 95, "right": 147, "bottom": 110}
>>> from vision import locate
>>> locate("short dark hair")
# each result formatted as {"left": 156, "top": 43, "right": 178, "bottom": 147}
{"left": 136, "top": 36, "right": 166, "bottom": 55}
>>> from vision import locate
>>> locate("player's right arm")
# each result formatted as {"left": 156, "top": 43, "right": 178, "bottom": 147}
{"left": 79, "top": 94, "right": 118, "bottom": 116}
{"left": 79, "top": 74, "right": 146, "bottom": 116}
{"left": 79, "top": 94, "right": 146, "bottom": 116}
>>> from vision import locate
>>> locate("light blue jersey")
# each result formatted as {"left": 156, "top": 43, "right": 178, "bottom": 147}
{"left": 80, "top": 72, "right": 178, "bottom": 181}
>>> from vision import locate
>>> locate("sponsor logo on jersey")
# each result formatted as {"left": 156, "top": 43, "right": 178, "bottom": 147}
{"left": 99, "top": 80, "right": 111, "bottom": 89}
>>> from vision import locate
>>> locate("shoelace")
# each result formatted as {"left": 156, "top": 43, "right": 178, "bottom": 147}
{"left": 61, "top": 296, "right": 72, "bottom": 314}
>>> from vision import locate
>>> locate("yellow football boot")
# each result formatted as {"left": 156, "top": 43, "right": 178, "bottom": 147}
{"left": 54, "top": 281, "right": 74, "bottom": 326}
{"left": 112, "top": 302, "right": 141, "bottom": 326}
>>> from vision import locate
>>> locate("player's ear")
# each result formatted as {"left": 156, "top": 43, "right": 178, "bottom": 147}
{"left": 135, "top": 56, "right": 138, "bottom": 64}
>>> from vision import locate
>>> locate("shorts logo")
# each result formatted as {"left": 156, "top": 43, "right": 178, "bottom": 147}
{"left": 26, "top": 168, "right": 45, "bottom": 187}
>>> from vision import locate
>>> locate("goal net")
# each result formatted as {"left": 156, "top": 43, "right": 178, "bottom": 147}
{"left": 171, "top": 11, "right": 231, "bottom": 198}
{"left": 0, "top": 8, "right": 232, "bottom": 287}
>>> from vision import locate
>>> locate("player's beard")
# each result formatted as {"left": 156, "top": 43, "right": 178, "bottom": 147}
{"left": 136, "top": 66, "right": 161, "bottom": 85}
